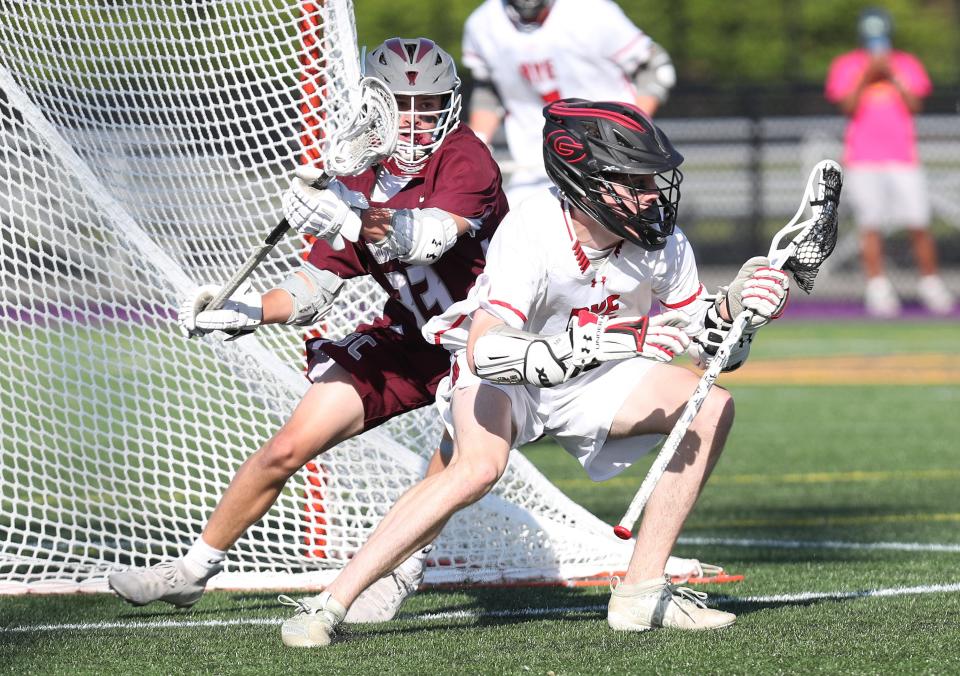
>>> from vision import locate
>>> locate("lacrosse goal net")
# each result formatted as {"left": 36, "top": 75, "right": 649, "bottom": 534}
{"left": 0, "top": 0, "right": 633, "bottom": 594}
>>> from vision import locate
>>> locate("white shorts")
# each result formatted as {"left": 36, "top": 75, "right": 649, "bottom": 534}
{"left": 845, "top": 164, "right": 930, "bottom": 231}
{"left": 435, "top": 351, "right": 664, "bottom": 481}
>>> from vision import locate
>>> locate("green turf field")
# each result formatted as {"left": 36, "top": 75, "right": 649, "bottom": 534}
{"left": 2, "top": 319, "right": 959, "bottom": 675}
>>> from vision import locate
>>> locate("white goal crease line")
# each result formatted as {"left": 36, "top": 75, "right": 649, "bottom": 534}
{"left": 677, "top": 536, "right": 960, "bottom": 553}
{"left": 4, "top": 582, "right": 960, "bottom": 634}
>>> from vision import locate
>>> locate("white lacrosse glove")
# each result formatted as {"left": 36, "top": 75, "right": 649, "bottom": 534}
{"left": 569, "top": 309, "right": 691, "bottom": 367}
{"left": 724, "top": 256, "right": 789, "bottom": 328}
{"left": 177, "top": 282, "right": 263, "bottom": 339}
{"left": 282, "top": 167, "right": 368, "bottom": 250}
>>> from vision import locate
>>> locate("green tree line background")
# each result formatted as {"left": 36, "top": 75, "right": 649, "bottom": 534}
{"left": 355, "top": 0, "right": 960, "bottom": 88}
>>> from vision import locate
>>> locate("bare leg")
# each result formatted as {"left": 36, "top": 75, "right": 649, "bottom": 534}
{"left": 909, "top": 229, "right": 940, "bottom": 277}
{"left": 860, "top": 229, "right": 886, "bottom": 279}
{"left": 607, "top": 364, "right": 735, "bottom": 584}
{"left": 341, "top": 432, "right": 455, "bottom": 571}
{"left": 202, "top": 366, "right": 365, "bottom": 550}
{"left": 109, "top": 365, "right": 367, "bottom": 609}
{"left": 424, "top": 432, "right": 455, "bottom": 477}
{"left": 325, "top": 384, "right": 512, "bottom": 609}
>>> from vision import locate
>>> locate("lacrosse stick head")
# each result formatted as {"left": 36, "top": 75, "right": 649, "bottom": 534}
{"left": 770, "top": 160, "right": 843, "bottom": 293}
{"left": 324, "top": 77, "right": 399, "bottom": 175}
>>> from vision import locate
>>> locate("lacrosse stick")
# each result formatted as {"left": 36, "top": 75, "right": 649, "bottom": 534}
{"left": 203, "top": 0, "right": 397, "bottom": 316}
{"left": 613, "top": 159, "right": 843, "bottom": 540}
{"left": 202, "top": 76, "right": 398, "bottom": 317}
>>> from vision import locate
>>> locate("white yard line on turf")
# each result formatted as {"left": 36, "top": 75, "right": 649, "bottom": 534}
{"left": 3, "top": 582, "right": 960, "bottom": 633}
{"left": 678, "top": 536, "right": 960, "bottom": 553}
{"left": 1, "top": 617, "right": 279, "bottom": 633}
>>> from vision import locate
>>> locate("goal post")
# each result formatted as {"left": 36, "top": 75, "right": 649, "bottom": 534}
{"left": 0, "top": 0, "right": 634, "bottom": 595}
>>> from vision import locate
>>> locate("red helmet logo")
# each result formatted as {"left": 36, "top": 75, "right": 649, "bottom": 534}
{"left": 547, "top": 130, "right": 586, "bottom": 163}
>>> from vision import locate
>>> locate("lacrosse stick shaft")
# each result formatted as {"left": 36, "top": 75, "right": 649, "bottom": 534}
{"left": 204, "top": 173, "right": 330, "bottom": 312}
{"left": 613, "top": 310, "right": 752, "bottom": 539}
{"left": 613, "top": 159, "right": 841, "bottom": 539}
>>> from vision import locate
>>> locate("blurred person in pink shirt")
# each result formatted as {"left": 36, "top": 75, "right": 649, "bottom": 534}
{"left": 825, "top": 7, "right": 954, "bottom": 317}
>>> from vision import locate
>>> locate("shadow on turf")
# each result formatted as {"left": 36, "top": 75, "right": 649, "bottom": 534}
{"left": 110, "top": 578, "right": 872, "bottom": 630}
{"left": 112, "top": 597, "right": 282, "bottom": 621}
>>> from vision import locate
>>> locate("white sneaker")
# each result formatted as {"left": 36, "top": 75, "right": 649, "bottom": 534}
{"left": 108, "top": 559, "right": 220, "bottom": 608}
{"left": 279, "top": 591, "right": 346, "bottom": 647}
{"left": 865, "top": 277, "right": 901, "bottom": 318}
{"left": 607, "top": 575, "right": 736, "bottom": 632}
{"left": 344, "top": 545, "right": 432, "bottom": 623}
{"left": 663, "top": 556, "right": 724, "bottom": 583}
{"left": 917, "top": 276, "right": 955, "bottom": 316}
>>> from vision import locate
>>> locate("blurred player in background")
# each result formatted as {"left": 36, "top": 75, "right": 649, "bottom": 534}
{"left": 275, "top": 100, "right": 790, "bottom": 646}
{"left": 108, "top": 37, "right": 508, "bottom": 620}
{"left": 825, "top": 7, "right": 954, "bottom": 317}
{"left": 463, "top": 0, "right": 676, "bottom": 206}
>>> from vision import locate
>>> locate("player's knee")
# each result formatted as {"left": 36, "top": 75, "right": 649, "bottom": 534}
{"left": 257, "top": 431, "right": 313, "bottom": 478}
{"left": 704, "top": 387, "right": 735, "bottom": 432}
{"left": 448, "top": 456, "right": 505, "bottom": 504}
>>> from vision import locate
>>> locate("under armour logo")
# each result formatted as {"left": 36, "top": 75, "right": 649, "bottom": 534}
{"left": 536, "top": 366, "right": 549, "bottom": 386}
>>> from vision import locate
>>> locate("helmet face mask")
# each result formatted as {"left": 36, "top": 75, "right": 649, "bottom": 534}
{"left": 591, "top": 171, "right": 683, "bottom": 249}
{"left": 504, "top": 0, "right": 554, "bottom": 29}
{"left": 542, "top": 99, "right": 684, "bottom": 251}
{"left": 364, "top": 38, "right": 462, "bottom": 174}
{"left": 393, "top": 92, "right": 460, "bottom": 172}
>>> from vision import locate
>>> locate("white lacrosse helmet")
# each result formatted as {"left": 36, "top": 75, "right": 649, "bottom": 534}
{"left": 364, "top": 37, "right": 462, "bottom": 175}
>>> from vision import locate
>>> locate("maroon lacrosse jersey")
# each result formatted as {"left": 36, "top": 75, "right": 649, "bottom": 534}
{"left": 303, "top": 124, "right": 508, "bottom": 430}
{"left": 307, "top": 124, "right": 508, "bottom": 331}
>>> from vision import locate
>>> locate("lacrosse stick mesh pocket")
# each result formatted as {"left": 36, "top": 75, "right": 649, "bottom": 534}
{"left": 784, "top": 167, "right": 842, "bottom": 293}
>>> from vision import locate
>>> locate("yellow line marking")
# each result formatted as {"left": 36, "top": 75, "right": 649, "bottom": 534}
{"left": 703, "top": 353, "right": 960, "bottom": 385}
{"left": 692, "top": 512, "right": 960, "bottom": 529}
{"left": 552, "top": 468, "right": 960, "bottom": 491}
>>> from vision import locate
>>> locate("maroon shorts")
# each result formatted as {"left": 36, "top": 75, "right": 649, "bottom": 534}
{"left": 305, "top": 317, "right": 453, "bottom": 432}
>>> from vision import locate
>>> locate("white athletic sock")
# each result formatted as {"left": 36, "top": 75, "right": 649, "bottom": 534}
{"left": 182, "top": 537, "right": 227, "bottom": 579}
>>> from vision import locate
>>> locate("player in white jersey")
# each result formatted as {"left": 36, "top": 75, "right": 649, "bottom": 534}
{"left": 463, "top": 0, "right": 676, "bottom": 205}
{"left": 275, "top": 100, "right": 789, "bottom": 644}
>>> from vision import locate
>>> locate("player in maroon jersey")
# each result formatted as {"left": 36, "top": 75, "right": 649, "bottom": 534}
{"left": 108, "top": 37, "right": 508, "bottom": 619}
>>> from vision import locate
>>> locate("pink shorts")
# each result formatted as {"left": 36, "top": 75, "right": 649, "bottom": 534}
{"left": 305, "top": 316, "right": 452, "bottom": 432}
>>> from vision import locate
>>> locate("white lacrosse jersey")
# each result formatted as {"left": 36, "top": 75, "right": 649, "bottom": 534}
{"left": 462, "top": 0, "right": 653, "bottom": 176}
{"left": 423, "top": 190, "right": 705, "bottom": 350}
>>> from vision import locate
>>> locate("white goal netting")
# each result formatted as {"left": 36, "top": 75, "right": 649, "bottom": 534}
{"left": 0, "top": 0, "right": 632, "bottom": 594}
